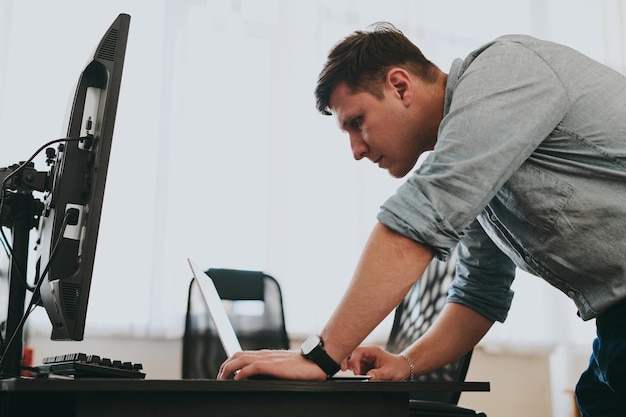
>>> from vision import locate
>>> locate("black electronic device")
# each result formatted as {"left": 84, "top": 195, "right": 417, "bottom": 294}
{"left": 36, "top": 13, "right": 130, "bottom": 341}
{"left": 36, "top": 352, "right": 145, "bottom": 379}
{"left": 0, "top": 13, "right": 130, "bottom": 378}
{"left": 300, "top": 334, "right": 341, "bottom": 377}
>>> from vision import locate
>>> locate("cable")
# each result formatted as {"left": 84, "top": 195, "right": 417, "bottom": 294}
{"left": 0, "top": 137, "right": 86, "bottom": 295}
{"left": 0, "top": 226, "right": 32, "bottom": 292}
{"left": 0, "top": 136, "right": 85, "bottom": 191}
{"left": 0, "top": 210, "right": 73, "bottom": 377}
{"left": 0, "top": 226, "right": 9, "bottom": 258}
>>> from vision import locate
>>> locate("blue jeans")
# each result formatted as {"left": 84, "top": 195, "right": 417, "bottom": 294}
{"left": 575, "top": 299, "right": 626, "bottom": 416}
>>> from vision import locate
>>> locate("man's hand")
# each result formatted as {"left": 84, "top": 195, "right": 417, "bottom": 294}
{"left": 345, "top": 345, "right": 411, "bottom": 381}
{"left": 217, "top": 349, "right": 328, "bottom": 380}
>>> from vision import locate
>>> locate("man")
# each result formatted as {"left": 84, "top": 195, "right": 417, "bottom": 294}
{"left": 218, "top": 23, "right": 626, "bottom": 416}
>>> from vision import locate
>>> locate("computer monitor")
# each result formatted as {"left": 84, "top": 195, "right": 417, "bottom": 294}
{"left": 0, "top": 13, "right": 130, "bottom": 377}
{"left": 36, "top": 13, "right": 130, "bottom": 340}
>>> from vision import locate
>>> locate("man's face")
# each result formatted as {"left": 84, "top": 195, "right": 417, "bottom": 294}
{"left": 328, "top": 75, "right": 440, "bottom": 178}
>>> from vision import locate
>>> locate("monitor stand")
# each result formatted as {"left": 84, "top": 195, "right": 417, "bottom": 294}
{"left": 0, "top": 164, "right": 46, "bottom": 378}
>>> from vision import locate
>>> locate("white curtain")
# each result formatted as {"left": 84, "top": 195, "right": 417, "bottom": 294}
{"left": 0, "top": 0, "right": 623, "bottom": 347}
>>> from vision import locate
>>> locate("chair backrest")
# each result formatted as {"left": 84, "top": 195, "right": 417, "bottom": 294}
{"left": 385, "top": 248, "right": 473, "bottom": 404}
{"left": 182, "top": 268, "right": 289, "bottom": 379}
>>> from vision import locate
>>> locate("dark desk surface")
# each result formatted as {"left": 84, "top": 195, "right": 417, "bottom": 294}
{"left": 1, "top": 377, "right": 490, "bottom": 392}
{"left": 1, "top": 378, "right": 490, "bottom": 417}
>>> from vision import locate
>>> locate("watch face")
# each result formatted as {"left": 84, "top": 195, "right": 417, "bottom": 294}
{"left": 301, "top": 335, "right": 321, "bottom": 355}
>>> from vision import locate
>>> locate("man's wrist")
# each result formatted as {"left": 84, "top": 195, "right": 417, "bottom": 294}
{"left": 399, "top": 354, "right": 415, "bottom": 381}
{"left": 300, "top": 334, "right": 341, "bottom": 377}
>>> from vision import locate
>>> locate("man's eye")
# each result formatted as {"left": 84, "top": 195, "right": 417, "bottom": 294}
{"left": 350, "top": 117, "right": 362, "bottom": 130}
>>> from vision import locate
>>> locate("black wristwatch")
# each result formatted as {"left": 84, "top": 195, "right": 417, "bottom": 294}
{"left": 300, "top": 334, "right": 341, "bottom": 377}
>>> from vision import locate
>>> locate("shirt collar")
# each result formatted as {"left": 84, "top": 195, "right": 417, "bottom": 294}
{"left": 443, "top": 58, "right": 463, "bottom": 117}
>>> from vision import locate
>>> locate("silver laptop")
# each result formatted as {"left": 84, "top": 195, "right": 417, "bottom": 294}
{"left": 188, "top": 258, "right": 242, "bottom": 358}
{"left": 187, "top": 258, "right": 370, "bottom": 380}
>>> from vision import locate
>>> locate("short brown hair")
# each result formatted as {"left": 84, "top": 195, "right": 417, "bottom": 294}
{"left": 315, "top": 22, "right": 438, "bottom": 115}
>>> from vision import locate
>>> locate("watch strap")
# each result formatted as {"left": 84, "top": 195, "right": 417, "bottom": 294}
{"left": 307, "top": 345, "right": 341, "bottom": 377}
{"left": 301, "top": 335, "right": 340, "bottom": 377}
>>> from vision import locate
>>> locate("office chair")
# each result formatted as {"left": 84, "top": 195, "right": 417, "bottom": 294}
{"left": 182, "top": 268, "right": 290, "bottom": 379}
{"left": 386, "top": 248, "right": 487, "bottom": 417}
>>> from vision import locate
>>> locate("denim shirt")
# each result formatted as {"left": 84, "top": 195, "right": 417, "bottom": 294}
{"left": 377, "top": 35, "right": 626, "bottom": 322}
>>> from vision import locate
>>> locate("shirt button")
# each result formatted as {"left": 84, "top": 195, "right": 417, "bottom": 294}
{"left": 567, "top": 291, "right": 575, "bottom": 298}
{"left": 524, "top": 256, "right": 531, "bottom": 263}
{"left": 490, "top": 214, "right": 498, "bottom": 221}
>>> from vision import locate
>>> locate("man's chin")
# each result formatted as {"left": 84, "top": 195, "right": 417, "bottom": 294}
{"left": 386, "top": 166, "right": 410, "bottom": 179}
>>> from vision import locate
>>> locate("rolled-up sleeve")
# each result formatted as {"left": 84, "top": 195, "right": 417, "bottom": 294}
{"left": 377, "top": 191, "right": 461, "bottom": 261}
{"left": 448, "top": 219, "right": 516, "bottom": 323}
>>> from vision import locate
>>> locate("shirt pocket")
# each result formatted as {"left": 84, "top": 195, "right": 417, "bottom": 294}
{"left": 493, "top": 162, "right": 574, "bottom": 243}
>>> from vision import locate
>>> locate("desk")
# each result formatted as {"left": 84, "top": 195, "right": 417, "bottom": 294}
{"left": 1, "top": 378, "right": 489, "bottom": 417}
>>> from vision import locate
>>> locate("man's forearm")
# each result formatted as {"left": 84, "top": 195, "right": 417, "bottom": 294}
{"left": 404, "top": 302, "right": 494, "bottom": 375}
{"left": 320, "top": 222, "right": 436, "bottom": 364}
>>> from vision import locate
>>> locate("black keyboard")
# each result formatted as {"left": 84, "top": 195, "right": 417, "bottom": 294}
{"left": 36, "top": 352, "right": 146, "bottom": 379}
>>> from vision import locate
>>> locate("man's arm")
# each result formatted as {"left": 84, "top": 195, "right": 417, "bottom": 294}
{"left": 319, "top": 221, "right": 436, "bottom": 365}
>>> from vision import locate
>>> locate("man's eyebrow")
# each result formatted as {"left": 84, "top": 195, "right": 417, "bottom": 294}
{"left": 341, "top": 116, "right": 357, "bottom": 131}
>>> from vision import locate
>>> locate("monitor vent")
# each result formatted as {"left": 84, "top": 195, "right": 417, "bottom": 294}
{"left": 61, "top": 283, "right": 80, "bottom": 320}
{"left": 96, "top": 28, "right": 119, "bottom": 61}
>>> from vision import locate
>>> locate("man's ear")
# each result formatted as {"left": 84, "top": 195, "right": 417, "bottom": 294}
{"left": 387, "top": 68, "right": 413, "bottom": 105}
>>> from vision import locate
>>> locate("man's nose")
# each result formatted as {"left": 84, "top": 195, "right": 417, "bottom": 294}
{"left": 350, "top": 134, "right": 367, "bottom": 161}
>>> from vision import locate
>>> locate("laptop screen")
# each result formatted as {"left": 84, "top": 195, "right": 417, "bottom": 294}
{"left": 187, "top": 258, "right": 243, "bottom": 358}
